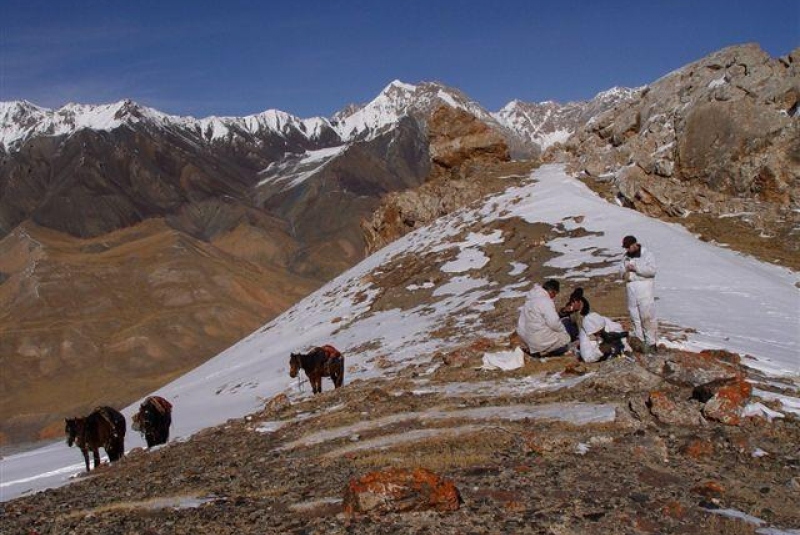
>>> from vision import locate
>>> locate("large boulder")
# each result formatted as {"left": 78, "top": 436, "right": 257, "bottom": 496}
{"left": 343, "top": 467, "right": 462, "bottom": 515}
{"left": 361, "top": 106, "right": 510, "bottom": 252}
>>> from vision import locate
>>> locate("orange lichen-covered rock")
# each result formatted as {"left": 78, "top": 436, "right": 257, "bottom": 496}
{"left": 679, "top": 438, "right": 714, "bottom": 460}
{"left": 647, "top": 391, "right": 704, "bottom": 427}
{"left": 343, "top": 467, "right": 462, "bottom": 515}
{"left": 702, "top": 378, "right": 752, "bottom": 425}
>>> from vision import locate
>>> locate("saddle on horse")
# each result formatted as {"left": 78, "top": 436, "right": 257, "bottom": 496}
{"left": 320, "top": 344, "right": 343, "bottom": 375}
{"left": 95, "top": 406, "right": 122, "bottom": 439}
{"left": 149, "top": 396, "right": 173, "bottom": 415}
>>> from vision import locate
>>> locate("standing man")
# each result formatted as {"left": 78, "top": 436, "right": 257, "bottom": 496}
{"left": 620, "top": 235, "right": 658, "bottom": 353}
{"left": 516, "top": 279, "right": 571, "bottom": 357}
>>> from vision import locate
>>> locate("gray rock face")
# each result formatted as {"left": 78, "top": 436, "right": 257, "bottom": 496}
{"left": 561, "top": 43, "right": 800, "bottom": 235}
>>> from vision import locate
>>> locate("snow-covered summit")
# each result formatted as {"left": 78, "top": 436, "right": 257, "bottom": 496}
{"left": 331, "top": 79, "right": 497, "bottom": 140}
{"left": 177, "top": 109, "right": 334, "bottom": 143}
{"left": 1, "top": 81, "right": 643, "bottom": 153}
{"left": 492, "top": 86, "right": 642, "bottom": 150}
{"left": 0, "top": 99, "right": 336, "bottom": 151}
{"left": 0, "top": 99, "right": 169, "bottom": 150}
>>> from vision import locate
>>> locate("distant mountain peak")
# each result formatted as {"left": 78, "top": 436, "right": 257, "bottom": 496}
{"left": 492, "top": 86, "right": 642, "bottom": 150}
{"left": 0, "top": 98, "right": 336, "bottom": 150}
{"left": 1, "top": 80, "right": 642, "bottom": 153}
{"left": 331, "top": 79, "right": 496, "bottom": 141}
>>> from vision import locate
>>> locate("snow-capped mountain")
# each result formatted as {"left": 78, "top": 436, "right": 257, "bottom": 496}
{"left": 0, "top": 99, "right": 338, "bottom": 151}
{"left": 0, "top": 80, "right": 495, "bottom": 152}
{"left": 331, "top": 80, "right": 499, "bottom": 140}
{"left": 1, "top": 80, "right": 642, "bottom": 161}
{"left": 491, "top": 86, "right": 642, "bottom": 150}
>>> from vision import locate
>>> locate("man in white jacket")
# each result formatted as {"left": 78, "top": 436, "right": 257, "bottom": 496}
{"left": 620, "top": 235, "right": 658, "bottom": 353}
{"left": 516, "top": 279, "right": 571, "bottom": 356}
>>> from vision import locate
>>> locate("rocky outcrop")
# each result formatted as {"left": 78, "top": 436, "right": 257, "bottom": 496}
{"left": 428, "top": 106, "right": 510, "bottom": 180}
{"left": 561, "top": 43, "right": 799, "bottom": 238}
{"left": 361, "top": 106, "right": 511, "bottom": 252}
{"left": 343, "top": 468, "right": 462, "bottom": 515}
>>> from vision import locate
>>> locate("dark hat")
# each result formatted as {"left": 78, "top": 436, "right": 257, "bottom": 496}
{"left": 622, "top": 235, "right": 637, "bottom": 248}
{"left": 543, "top": 279, "right": 560, "bottom": 293}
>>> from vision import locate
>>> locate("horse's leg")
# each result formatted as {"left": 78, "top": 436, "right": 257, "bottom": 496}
{"left": 313, "top": 373, "right": 321, "bottom": 394}
{"left": 334, "top": 364, "right": 342, "bottom": 388}
{"left": 92, "top": 447, "right": 101, "bottom": 469}
{"left": 81, "top": 447, "right": 90, "bottom": 472}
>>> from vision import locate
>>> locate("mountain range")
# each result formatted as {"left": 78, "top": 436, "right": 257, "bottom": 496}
{"left": 0, "top": 42, "right": 796, "bottom": 447}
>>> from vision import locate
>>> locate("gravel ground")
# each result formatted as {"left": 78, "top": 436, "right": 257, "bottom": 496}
{"left": 3, "top": 345, "right": 799, "bottom": 535}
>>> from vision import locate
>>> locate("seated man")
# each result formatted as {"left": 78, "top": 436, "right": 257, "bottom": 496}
{"left": 516, "top": 279, "right": 571, "bottom": 357}
{"left": 579, "top": 312, "right": 628, "bottom": 363}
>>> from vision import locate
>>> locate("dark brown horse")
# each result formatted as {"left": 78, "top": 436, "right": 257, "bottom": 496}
{"left": 132, "top": 396, "right": 173, "bottom": 448}
{"left": 65, "top": 406, "right": 126, "bottom": 472}
{"left": 289, "top": 345, "right": 344, "bottom": 394}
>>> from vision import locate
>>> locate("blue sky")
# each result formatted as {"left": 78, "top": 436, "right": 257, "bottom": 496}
{"left": 1, "top": 1, "right": 797, "bottom": 118}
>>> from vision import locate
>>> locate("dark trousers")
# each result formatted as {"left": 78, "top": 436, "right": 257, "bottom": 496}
{"left": 561, "top": 317, "right": 579, "bottom": 342}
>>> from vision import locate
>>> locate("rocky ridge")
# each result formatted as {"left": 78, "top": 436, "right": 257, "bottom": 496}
{"left": 557, "top": 43, "right": 800, "bottom": 264}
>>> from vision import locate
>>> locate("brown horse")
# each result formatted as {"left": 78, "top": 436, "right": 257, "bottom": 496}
{"left": 289, "top": 345, "right": 344, "bottom": 394}
{"left": 132, "top": 396, "right": 173, "bottom": 448}
{"left": 65, "top": 406, "right": 126, "bottom": 472}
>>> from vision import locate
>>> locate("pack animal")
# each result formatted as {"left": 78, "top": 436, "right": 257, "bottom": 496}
{"left": 132, "top": 396, "right": 173, "bottom": 448}
{"left": 65, "top": 406, "right": 126, "bottom": 472}
{"left": 289, "top": 345, "right": 344, "bottom": 394}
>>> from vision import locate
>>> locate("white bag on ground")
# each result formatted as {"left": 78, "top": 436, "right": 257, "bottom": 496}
{"left": 482, "top": 347, "right": 525, "bottom": 370}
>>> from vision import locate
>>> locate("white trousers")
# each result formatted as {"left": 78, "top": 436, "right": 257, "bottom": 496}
{"left": 626, "top": 281, "right": 658, "bottom": 346}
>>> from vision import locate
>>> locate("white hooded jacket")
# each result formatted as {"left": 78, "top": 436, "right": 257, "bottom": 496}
{"left": 619, "top": 245, "right": 657, "bottom": 285}
{"left": 517, "top": 284, "right": 570, "bottom": 354}
{"left": 579, "top": 312, "right": 625, "bottom": 363}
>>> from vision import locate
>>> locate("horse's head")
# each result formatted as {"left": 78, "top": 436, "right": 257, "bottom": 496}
{"left": 64, "top": 417, "right": 84, "bottom": 447}
{"left": 289, "top": 353, "right": 301, "bottom": 378}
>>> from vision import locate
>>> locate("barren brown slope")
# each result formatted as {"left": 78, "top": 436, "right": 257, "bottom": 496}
{"left": 0, "top": 219, "right": 320, "bottom": 446}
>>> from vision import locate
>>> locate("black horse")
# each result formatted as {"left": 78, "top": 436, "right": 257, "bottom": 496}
{"left": 289, "top": 345, "right": 344, "bottom": 394}
{"left": 65, "top": 406, "right": 126, "bottom": 472}
{"left": 132, "top": 396, "right": 173, "bottom": 448}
